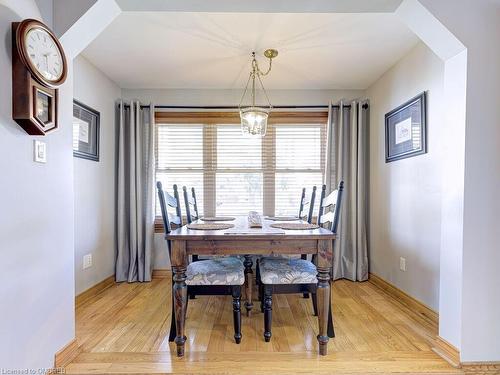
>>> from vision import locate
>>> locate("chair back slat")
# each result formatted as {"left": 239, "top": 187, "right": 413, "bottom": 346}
{"left": 168, "top": 212, "right": 182, "bottom": 226}
{"left": 183, "top": 186, "right": 200, "bottom": 224}
{"left": 165, "top": 191, "right": 179, "bottom": 208}
{"left": 321, "top": 190, "right": 338, "bottom": 208}
{"left": 319, "top": 210, "right": 335, "bottom": 225}
{"left": 317, "top": 181, "right": 344, "bottom": 233}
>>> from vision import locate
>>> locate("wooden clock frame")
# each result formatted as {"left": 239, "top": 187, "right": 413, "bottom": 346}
{"left": 11, "top": 19, "right": 67, "bottom": 135}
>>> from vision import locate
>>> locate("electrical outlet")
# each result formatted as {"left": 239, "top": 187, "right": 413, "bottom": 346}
{"left": 399, "top": 257, "right": 407, "bottom": 272}
{"left": 83, "top": 254, "right": 92, "bottom": 269}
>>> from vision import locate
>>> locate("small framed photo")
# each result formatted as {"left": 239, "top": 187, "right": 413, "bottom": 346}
{"left": 73, "top": 100, "right": 100, "bottom": 161}
{"left": 385, "top": 92, "right": 427, "bottom": 163}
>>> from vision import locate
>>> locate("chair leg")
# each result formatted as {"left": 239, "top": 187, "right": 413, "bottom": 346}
{"left": 189, "top": 256, "right": 198, "bottom": 299}
{"left": 327, "top": 287, "right": 335, "bottom": 338}
{"left": 231, "top": 286, "right": 242, "bottom": 344}
{"left": 259, "top": 284, "right": 264, "bottom": 313}
{"left": 311, "top": 292, "right": 318, "bottom": 316}
{"left": 256, "top": 259, "right": 261, "bottom": 300}
{"left": 263, "top": 286, "right": 272, "bottom": 342}
{"left": 168, "top": 293, "right": 177, "bottom": 342}
{"left": 301, "top": 255, "right": 309, "bottom": 298}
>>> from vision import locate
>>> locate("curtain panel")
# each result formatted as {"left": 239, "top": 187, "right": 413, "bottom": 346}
{"left": 324, "top": 101, "right": 369, "bottom": 281}
{"left": 115, "top": 100, "right": 155, "bottom": 282}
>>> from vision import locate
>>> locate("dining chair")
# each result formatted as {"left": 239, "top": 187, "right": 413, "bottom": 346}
{"left": 183, "top": 186, "right": 201, "bottom": 261}
{"left": 298, "top": 186, "right": 316, "bottom": 224}
{"left": 157, "top": 181, "right": 244, "bottom": 344}
{"left": 256, "top": 181, "right": 344, "bottom": 343}
{"left": 183, "top": 186, "right": 199, "bottom": 225}
{"left": 257, "top": 186, "right": 317, "bottom": 300}
{"left": 183, "top": 186, "right": 201, "bottom": 300}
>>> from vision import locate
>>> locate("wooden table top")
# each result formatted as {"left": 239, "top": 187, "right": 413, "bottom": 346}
{"left": 166, "top": 216, "right": 335, "bottom": 241}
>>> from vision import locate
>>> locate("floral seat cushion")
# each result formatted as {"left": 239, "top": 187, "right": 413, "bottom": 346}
{"left": 259, "top": 258, "right": 318, "bottom": 285}
{"left": 186, "top": 257, "right": 245, "bottom": 286}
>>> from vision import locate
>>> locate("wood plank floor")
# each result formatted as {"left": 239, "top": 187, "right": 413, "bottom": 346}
{"left": 66, "top": 278, "right": 492, "bottom": 374}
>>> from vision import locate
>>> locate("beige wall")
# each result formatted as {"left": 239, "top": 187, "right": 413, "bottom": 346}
{"left": 73, "top": 55, "right": 121, "bottom": 294}
{"left": 366, "top": 42, "right": 444, "bottom": 310}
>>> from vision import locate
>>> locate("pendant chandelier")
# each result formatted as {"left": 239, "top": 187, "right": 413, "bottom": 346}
{"left": 239, "top": 49, "right": 278, "bottom": 136}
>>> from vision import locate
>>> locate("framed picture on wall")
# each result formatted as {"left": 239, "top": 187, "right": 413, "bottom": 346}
{"left": 385, "top": 92, "right": 427, "bottom": 162}
{"left": 73, "top": 100, "right": 100, "bottom": 161}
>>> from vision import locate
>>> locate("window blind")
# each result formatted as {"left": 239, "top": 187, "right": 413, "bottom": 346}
{"left": 155, "top": 112, "right": 327, "bottom": 218}
{"left": 155, "top": 124, "right": 204, "bottom": 215}
{"left": 274, "top": 125, "right": 325, "bottom": 216}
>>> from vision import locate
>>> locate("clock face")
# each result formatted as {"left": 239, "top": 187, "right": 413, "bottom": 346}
{"left": 24, "top": 27, "right": 64, "bottom": 82}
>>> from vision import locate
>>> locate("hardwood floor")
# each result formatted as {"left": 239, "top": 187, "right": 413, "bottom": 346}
{"left": 66, "top": 278, "right": 493, "bottom": 374}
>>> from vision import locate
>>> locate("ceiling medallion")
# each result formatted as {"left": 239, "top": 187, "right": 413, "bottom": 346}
{"left": 238, "top": 49, "right": 278, "bottom": 137}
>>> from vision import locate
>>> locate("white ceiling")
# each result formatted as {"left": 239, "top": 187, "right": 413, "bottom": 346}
{"left": 82, "top": 12, "right": 419, "bottom": 90}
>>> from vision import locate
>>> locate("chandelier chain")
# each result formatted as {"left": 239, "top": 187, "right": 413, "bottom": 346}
{"left": 239, "top": 51, "right": 275, "bottom": 110}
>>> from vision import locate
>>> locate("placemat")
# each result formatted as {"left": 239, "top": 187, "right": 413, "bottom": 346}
{"left": 265, "top": 216, "right": 299, "bottom": 221}
{"left": 187, "top": 223, "right": 235, "bottom": 230}
{"left": 270, "top": 223, "right": 319, "bottom": 230}
{"left": 200, "top": 217, "right": 236, "bottom": 221}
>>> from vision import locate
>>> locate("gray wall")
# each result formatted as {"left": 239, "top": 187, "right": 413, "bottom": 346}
{"left": 73, "top": 55, "right": 120, "bottom": 295}
{"left": 0, "top": 0, "right": 75, "bottom": 368}
{"left": 366, "top": 42, "right": 444, "bottom": 311}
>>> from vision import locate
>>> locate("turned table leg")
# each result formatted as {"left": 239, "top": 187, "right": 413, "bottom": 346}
{"left": 172, "top": 266, "right": 188, "bottom": 357}
{"left": 243, "top": 255, "right": 254, "bottom": 316}
{"left": 171, "top": 240, "right": 189, "bottom": 357}
{"left": 316, "top": 267, "right": 331, "bottom": 355}
{"left": 316, "top": 239, "right": 333, "bottom": 356}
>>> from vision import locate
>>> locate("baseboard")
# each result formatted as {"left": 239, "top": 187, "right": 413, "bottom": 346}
{"left": 432, "top": 336, "right": 461, "bottom": 368}
{"left": 54, "top": 338, "right": 80, "bottom": 367}
{"left": 152, "top": 269, "right": 171, "bottom": 279}
{"left": 75, "top": 275, "right": 115, "bottom": 307}
{"left": 461, "top": 362, "right": 500, "bottom": 374}
{"left": 368, "top": 273, "right": 438, "bottom": 325}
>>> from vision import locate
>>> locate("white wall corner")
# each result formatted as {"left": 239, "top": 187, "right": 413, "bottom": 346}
{"left": 394, "top": 0, "right": 468, "bottom": 352}
{"left": 60, "top": 0, "right": 121, "bottom": 59}
{"left": 395, "top": 0, "right": 465, "bottom": 61}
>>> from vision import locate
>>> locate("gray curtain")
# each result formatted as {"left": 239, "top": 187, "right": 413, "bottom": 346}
{"left": 324, "top": 100, "right": 369, "bottom": 281}
{"left": 115, "top": 100, "right": 155, "bottom": 282}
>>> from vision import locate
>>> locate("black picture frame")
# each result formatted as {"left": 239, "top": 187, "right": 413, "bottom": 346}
{"left": 73, "top": 100, "right": 100, "bottom": 161}
{"left": 385, "top": 92, "right": 427, "bottom": 163}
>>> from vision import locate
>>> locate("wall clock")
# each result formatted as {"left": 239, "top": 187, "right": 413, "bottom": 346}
{"left": 12, "top": 19, "right": 68, "bottom": 135}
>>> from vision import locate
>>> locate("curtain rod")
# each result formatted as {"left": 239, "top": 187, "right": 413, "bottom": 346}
{"left": 118, "top": 104, "right": 369, "bottom": 110}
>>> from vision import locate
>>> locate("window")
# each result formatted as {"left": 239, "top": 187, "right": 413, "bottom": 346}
{"left": 155, "top": 124, "right": 204, "bottom": 215}
{"left": 274, "top": 125, "right": 325, "bottom": 216}
{"left": 216, "top": 125, "right": 263, "bottom": 215}
{"left": 155, "top": 112, "right": 327, "bottom": 221}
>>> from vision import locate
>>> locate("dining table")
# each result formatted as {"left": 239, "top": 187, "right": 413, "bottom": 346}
{"left": 166, "top": 215, "right": 336, "bottom": 357}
